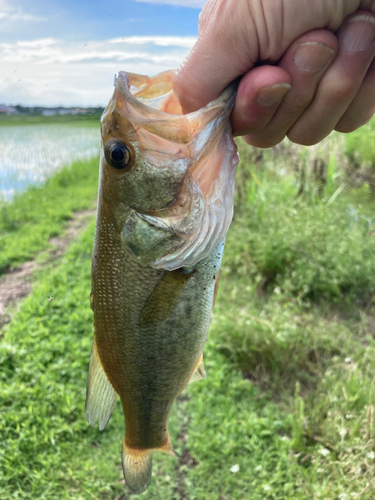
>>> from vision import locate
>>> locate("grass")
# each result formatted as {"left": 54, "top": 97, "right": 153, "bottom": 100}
{"left": 0, "top": 156, "right": 99, "bottom": 275}
{"left": 1, "top": 125, "right": 375, "bottom": 499}
{"left": 228, "top": 148, "right": 375, "bottom": 305}
{"left": 344, "top": 119, "right": 375, "bottom": 200}
{"left": 345, "top": 118, "right": 375, "bottom": 166}
{"left": 0, "top": 114, "right": 102, "bottom": 128}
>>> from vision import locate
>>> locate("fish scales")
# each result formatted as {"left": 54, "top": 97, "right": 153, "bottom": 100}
{"left": 86, "top": 70, "right": 239, "bottom": 494}
{"left": 93, "top": 211, "right": 223, "bottom": 445}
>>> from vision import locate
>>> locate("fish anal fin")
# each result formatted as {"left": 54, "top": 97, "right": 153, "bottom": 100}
{"left": 122, "top": 435, "right": 177, "bottom": 494}
{"left": 85, "top": 338, "right": 117, "bottom": 431}
{"left": 139, "top": 268, "right": 194, "bottom": 327}
{"left": 158, "top": 435, "right": 178, "bottom": 458}
{"left": 188, "top": 354, "right": 206, "bottom": 384}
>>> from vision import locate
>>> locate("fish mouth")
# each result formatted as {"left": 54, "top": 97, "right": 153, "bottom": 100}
{"left": 113, "top": 70, "right": 237, "bottom": 146}
{"left": 114, "top": 70, "right": 191, "bottom": 144}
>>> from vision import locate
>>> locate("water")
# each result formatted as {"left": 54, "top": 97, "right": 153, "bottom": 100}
{"left": 0, "top": 125, "right": 100, "bottom": 200}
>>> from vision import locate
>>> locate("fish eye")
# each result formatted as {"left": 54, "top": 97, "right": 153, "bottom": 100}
{"left": 105, "top": 142, "right": 131, "bottom": 170}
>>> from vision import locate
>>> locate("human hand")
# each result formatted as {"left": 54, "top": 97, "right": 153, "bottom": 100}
{"left": 173, "top": 0, "right": 375, "bottom": 147}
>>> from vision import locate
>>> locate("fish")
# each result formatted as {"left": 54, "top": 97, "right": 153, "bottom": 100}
{"left": 85, "top": 69, "right": 239, "bottom": 494}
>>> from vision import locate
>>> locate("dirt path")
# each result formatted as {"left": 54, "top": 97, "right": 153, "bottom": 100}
{"left": 0, "top": 208, "right": 96, "bottom": 329}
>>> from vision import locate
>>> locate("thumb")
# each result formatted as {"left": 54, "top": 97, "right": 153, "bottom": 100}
{"left": 173, "top": 0, "right": 258, "bottom": 113}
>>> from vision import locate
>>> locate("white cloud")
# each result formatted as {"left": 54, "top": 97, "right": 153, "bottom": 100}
{"left": 16, "top": 38, "right": 58, "bottom": 48}
{"left": 0, "top": 36, "right": 195, "bottom": 106}
{"left": 10, "top": 11, "right": 45, "bottom": 22}
{"left": 0, "top": 0, "right": 12, "bottom": 11}
{"left": 109, "top": 36, "right": 197, "bottom": 48}
{"left": 0, "top": 37, "right": 192, "bottom": 65}
{"left": 136, "top": 0, "right": 206, "bottom": 7}
{"left": 0, "top": 0, "right": 45, "bottom": 28}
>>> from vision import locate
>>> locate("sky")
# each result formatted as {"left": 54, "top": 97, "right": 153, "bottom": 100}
{"left": 0, "top": 0, "right": 206, "bottom": 106}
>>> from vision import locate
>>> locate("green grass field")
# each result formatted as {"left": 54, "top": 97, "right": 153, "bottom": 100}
{"left": 1, "top": 120, "right": 375, "bottom": 499}
{"left": 0, "top": 114, "right": 103, "bottom": 127}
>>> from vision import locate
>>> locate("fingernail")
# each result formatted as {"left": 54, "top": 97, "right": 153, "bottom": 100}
{"left": 294, "top": 42, "right": 335, "bottom": 72}
{"left": 341, "top": 14, "right": 375, "bottom": 52}
{"left": 256, "top": 83, "right": 291, "bottom": 106}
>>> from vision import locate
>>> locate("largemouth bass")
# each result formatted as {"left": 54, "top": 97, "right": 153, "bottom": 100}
{"left": 85, "top": 70, "right": 238, "bottom": 494}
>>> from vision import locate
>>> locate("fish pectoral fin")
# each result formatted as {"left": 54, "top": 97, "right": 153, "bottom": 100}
{"left": 122, "top": 436, "right": 177, "bottom": 494}
{"left": 139, "top": 268, "right": 194, "bottom": 328}
{"left": 188, "top": 354, "right": 206, "bottom": 384}
{"left": 121, "top": 212, "right": 173, "bottom": 265}
{"left": 85, "top": 338, "right": 117, "bottom": 431}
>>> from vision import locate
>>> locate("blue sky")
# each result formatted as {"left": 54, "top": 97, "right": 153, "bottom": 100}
{"left": 0, "top": 0, "right": 205, "bottom": 106}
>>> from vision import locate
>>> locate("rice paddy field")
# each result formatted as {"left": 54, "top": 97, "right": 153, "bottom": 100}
{"left": 0, "top": 120, "right": 99, "bottom": 200}
{"left": 1, "top": 114, "right": 375, "bottom": 499}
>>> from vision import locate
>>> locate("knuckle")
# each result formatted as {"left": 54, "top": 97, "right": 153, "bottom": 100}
{"left": 198, "top": 1, "right": 212, "bottom": 33}
{"left": 335, "top": 122, "right": 359, "bottom": 134}
{"left": 327, "top": 79, "right": 357, "bottom": 105}
{"left": 277, "top": 97, "right": 313, "bottom": 121}
{"left": 287, "top": 128, "right": 324, "bottom": 146}
{"left": 335, "top": 113, "right": 374, "bottom": 133}
{"left": 243, "top": 133, "right": 285, "bottom": 149}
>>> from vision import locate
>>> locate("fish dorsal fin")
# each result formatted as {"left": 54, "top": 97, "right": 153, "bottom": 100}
{"left": 188, "top": 354, "right": 206, "bottom": 384}
{"left": 85, "top": 338, "right": 117, "bottom": 431}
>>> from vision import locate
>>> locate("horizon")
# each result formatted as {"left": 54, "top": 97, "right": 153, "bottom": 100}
{"left": 0, "top": 0, "right": 204, "bottom": 107}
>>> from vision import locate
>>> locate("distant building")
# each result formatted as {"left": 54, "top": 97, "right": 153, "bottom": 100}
{"left": 41, "top": 109, "right": 57, "bottom": 116}
{"left": 57, "top": 108, "right": 79, "bottom": 115}
{"left": 41, "top": 107, "right": 89, "bottom": 116}
{"left": 0, "top": 105, "right": 18, "bottom": 115}
{"left": 1, "top": 105, "right": 104, "bottom": 116}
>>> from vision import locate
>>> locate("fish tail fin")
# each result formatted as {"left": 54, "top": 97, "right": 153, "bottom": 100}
{"left": 122, "top": 440, "right": 153, "bottom": 494}
{"left": 122, "top": 435, "right": 177, "bottom": 493}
